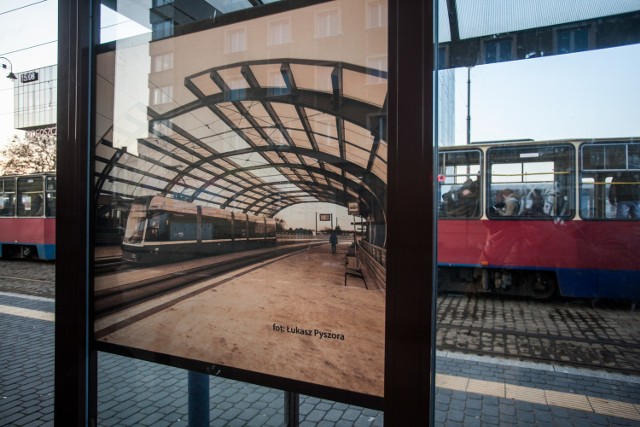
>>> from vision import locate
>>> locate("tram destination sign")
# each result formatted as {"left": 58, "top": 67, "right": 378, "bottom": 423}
{"left": 319, "top": 213, "right": 332, "bottom": 221}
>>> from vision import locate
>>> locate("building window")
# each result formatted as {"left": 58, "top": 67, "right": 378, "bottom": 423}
{"left": 366, "top": 55, "right": 387, "bottom": 85}
{"left": 152, "top": 0, "right": 173, "bottom": 6}
{"left": 152, "top": 85, "right": 173, "bottom": 105}
{"left": 226, "top": 28, "right": 247, "bottom": 53}
{"left": 269, "top": 18, "right": 291, "bottom": 46}
{"left": 366, "top": 0, "right": 387, "bottom": 29}
{"left": 152, "top": 19, "right": 173, "bottom": 40}
{"left": 268, "top": 70, "right": 286, "bottom": 88}
{"left": 152, "top": 52, "right": 174, "bottom": 73}
{"left": 483, "top": 38, "right": 513, "bottom": 64}
{"left": 315, "top": 9, "right": 340, "bottom": 38}
{"left": 557, "top": 26, "right": 590, "bottom": 54}
{"left": 438, "top": 46, "right": 448, "bottom": 69}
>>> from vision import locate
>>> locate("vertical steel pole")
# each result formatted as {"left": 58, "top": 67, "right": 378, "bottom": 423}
{"left": 188, "top": 371, "right": 210, "bottom": 427}
{"left": 385, "top": 0, "right": 435, "bottom": 425}
{"left": 56, "top": 0, "right": 96, "bottom": 425}
{"left": 467, "top": 66, "right": 471, "bottom": 145}
{"left": 284, "top": 391, "right": 299, "bottom": 427}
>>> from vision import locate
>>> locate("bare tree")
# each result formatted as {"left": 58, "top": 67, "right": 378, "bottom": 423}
{"left": 0, "top": 133, "right": 56, "bottom": 175}
{"left": 275, "top": 216, "right": 287, "bottom": 232}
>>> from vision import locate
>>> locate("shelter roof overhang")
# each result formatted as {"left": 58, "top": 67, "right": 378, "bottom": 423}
{"left": 96, "top": 57, "right": 387, "bottom": 220}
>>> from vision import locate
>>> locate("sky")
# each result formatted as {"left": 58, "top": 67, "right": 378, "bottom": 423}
{"left": 455, "top": 43, "right": 640, "bottom": 145}
{"left": 0, "top": 0, "right": 58, "bottom": 143}
{"left": 1, "top": 1, "right": 639, "bottom": 229}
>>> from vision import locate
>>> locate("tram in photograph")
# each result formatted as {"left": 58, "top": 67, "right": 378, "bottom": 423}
{"left": 121, "top": 195, "right": 277, "bottom": 263}
{"left": 0, "top": 172, "right": 56, "bottom": 261}
{"left": 437, "top": 137, "right": 640, "bottom": 300}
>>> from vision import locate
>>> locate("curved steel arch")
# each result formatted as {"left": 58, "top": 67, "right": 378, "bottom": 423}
{"left": 192, "top": 162, "right": 386, "bottom": 222}
{"left": 141, "top": 57, "right": 388, "bottom": 230}
{"left": 221, "top": 180, "right": 368, "bottom": 211}
{"left": 245, "top": 188, "right": 351, "bottom": 215}
{"left": 155, "top": 87, "right": 385, "bottom": 139}
{"left": 164, "top": 145, "right": 382, "bottom": 197}
{"left": 189, "top": 156, "right": 385, "bottom": 209}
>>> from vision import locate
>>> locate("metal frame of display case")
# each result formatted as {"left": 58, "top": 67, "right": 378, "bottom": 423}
{"left": 55, "top": 0, "right": 436, "bottom": 425}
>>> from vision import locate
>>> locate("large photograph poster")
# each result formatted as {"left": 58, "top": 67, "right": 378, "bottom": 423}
{"left": 93, "top": 0, "right": 387, "bottom": 400}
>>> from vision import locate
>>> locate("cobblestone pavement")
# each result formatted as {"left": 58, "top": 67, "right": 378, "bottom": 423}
{"left": 2, "top": 260, "right": 638, "bottom": 373}
{"left": 2, "top": 292, "right": 639, "bottom": 426}
{"left": 437, "top": 294, "right": 640, "bottom": 374}
{"left": 2, "top": 260, "right": 640, "bottom": 425}
{"left": 0, "top": 260, "right": 55, "bottom": 299}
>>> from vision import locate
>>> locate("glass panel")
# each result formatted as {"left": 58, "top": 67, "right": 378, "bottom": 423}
{"left": 436, "top": 3, "right": 640, "bottom": 426}
{"left": 96, "top": 0, "right": 386, "bottom": 422}
{"left": 46, "top": 176, "right": 56, "bottom": 217}
{"left": 17, "top": 176, "right": 44, "bottom": 217}
{"left": 580, "top": 141, "right": 640, "bottom": 220}
{"left": 438, "top": 150, "right": 481, "bottom": 218}
{"left": 0, "top": 178, "right": 16, "bottom": 217}
{"left": 487, "top": 145, "right": 574, "bottom": 219}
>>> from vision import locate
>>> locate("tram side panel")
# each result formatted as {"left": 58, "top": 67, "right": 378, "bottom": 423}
{"left": 572, "top": 221, "right": 640, "bottom": 300}
{"left": 437, "top": 216, "right": 640, "bottom": 300}
{"left": 0, "top": 217, "right": 56, "bottom": 260}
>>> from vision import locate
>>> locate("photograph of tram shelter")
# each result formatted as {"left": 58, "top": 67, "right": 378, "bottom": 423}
{"left": 92, "top": 0, "right": 388, "bottom": 399}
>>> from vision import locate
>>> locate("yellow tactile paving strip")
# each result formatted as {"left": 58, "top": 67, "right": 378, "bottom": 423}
{"left": 0, "top": 304, "right": 54, "bottom": 322}
{"left": 437, "top": 373, "right": 640, "bottom": 421}
{"left": 2, "top": 305, "right": 638, "bottom": 422}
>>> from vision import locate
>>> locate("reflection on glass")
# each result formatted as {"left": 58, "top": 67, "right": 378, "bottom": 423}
{"left": 95, "top": 0, "right": 387, "bottom": 417}
{"left": 436, "top": 2, "right": 640, "bottom": 426}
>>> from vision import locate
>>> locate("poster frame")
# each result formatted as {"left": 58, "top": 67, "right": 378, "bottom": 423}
{"left": 55, "top": 0, "right": 435, "bottom": 423}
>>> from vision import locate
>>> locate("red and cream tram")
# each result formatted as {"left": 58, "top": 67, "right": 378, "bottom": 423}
{"left": 437, "top": 138, "right": 640, "bottom": 300}
{"left": 0, "top": 172, "right": 56, "bottom": 260}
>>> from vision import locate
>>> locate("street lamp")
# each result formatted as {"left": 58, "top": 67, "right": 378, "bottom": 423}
{"left": 0, "top": 57, "right": 17, "bottom": 80}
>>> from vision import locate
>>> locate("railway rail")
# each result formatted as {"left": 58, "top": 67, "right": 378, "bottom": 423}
{"left": 437, "top": 324, "right": 640, "bottom": 376}
{"left": 436, "top": 294, "right": 640, "bottom": 376}
{"left": 94, "top": 242, "right": 324, "bottom": 317}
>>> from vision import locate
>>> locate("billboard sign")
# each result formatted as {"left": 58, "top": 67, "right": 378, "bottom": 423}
{"left": 92, "top": 0, "right": 387, "bottom": 407}
{"left": 20, "top": 71, "right": 39, "bottom": 83}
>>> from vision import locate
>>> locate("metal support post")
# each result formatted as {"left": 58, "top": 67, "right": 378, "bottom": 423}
{"left": 188, "top": 371, "right": 210, "bottom": 427}
{"left": 284, "top": 391, "right": 299, "bottom": 427}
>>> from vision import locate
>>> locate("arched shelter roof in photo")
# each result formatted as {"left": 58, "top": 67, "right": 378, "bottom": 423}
{"left": 95, "top": 58, "right": 388, "bottom": 223}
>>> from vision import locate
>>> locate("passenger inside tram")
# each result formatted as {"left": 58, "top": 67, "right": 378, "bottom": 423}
{"left": 492, "top": 188, "right": 520, "bottom": 216}
{"left": 441, "top": 174, "right": 480, "bottom": 217}
{"left": 608, "top": 171, "right": 640, "bottom": 219}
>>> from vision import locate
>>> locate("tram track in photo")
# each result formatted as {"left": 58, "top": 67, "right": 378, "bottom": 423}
{"left": 94, "top": 242, "right": 324, "bottom": 319}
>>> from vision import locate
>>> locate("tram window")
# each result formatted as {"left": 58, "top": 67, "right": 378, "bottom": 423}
{"left": 582, "top": 143, "right": 633, "bottom": 171}
{"left": 487, "top": 145, "right": 574, "bottom": 219}
{"left": 167, "top": 213, "right": 198, "bottom": 241}
{"left": 211, "top": 217, "right": 232, "bottom": 239}
{"left": 0, "top": 178, "right": 15, "bottom": 216}
{"left": 580, "top": 142, "right": 640, "bottom": 220}
{"left": 438, "top": 150, "right": 482, "bottom": 219}
{"left": 234, "top": 218, "right": 248, "bottom": 238}
{"left": 17, "top": 177, "right": 45, "bottom": 217}
{"left": 266, "top": 221, "right": 276, "bottom": 237}
{"left": 46, "top": 176, "right": 56, "bottom": 217}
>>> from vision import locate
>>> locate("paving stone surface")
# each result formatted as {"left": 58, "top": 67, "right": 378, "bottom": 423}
{"left": 1, "top": 259, "right": 640, "bottom": 425}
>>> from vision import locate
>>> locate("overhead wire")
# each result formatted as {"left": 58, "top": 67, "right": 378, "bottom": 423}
{"left": 0, "top": 0, "right": 48, "bottom": 16}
